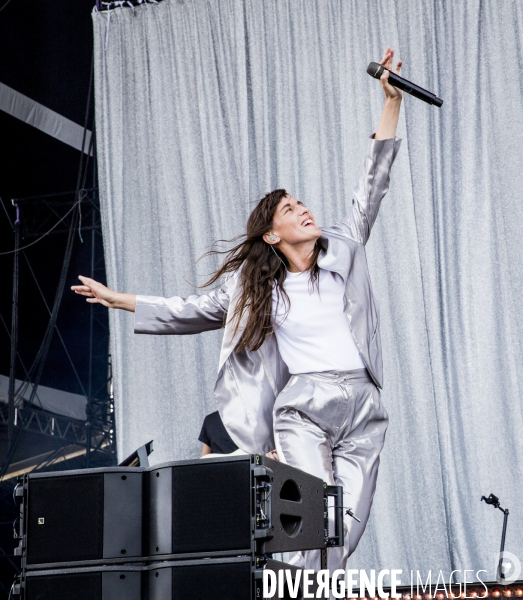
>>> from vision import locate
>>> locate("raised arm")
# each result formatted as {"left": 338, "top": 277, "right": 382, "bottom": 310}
{"left": 374, "top": 46, "right": 403, "bottom": 141}
{"left": 324, "top": 47, "right": 403, "bottom": 245}
{"left": 72, "top": 275, "right": 230, "bottom": 335}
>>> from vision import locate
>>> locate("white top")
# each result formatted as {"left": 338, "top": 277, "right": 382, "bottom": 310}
{"left": 271, "top": 268, "right": 366, "bottom": 375}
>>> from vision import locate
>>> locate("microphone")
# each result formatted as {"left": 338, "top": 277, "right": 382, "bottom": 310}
{"left": 367, "top": 62, "right": 443, "bottom": 107}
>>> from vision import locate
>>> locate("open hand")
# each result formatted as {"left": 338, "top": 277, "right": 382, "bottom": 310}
{"left": 71, "top": 276, "right": 117, "bottom": 308}
{"left": 379, "top": 47, "right": 403, "bottom": 101}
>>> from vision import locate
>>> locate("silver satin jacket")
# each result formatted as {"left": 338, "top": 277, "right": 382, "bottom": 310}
{"left": 135, "top": 134, "right": 402, "bottom": 454}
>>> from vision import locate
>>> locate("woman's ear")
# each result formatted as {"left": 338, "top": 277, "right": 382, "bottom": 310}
{"left": 263, "top": 232, "right": 279, "bottom": 245}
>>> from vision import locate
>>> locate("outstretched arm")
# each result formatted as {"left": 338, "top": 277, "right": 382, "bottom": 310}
{"left": 72, "top": 275, "right": 230, "bottom": 335}
{"left": 72, "top": 276, "right": 137, "bottom": 311}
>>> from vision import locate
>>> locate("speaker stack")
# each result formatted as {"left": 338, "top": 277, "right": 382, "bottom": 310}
{"left": 13, "top": 454, "right": 343, "bottom": 599}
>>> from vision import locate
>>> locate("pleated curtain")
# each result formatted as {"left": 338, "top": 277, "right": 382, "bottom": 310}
{"left": 93, "top": 0, "right": 523, "bottom": 581}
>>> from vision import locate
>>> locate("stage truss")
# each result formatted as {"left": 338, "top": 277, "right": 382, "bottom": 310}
{"left": 0, "top": 186, "right": 116, "bottom": 592}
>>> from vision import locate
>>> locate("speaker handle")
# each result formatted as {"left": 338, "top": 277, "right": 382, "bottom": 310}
{"left": 324, "top": 485, "right": 344, "bottom": 548}
{"left": 13, "top": 477, "right": 26, "bottom": 559}
{"left": 253, "top": 465, "right": 274, "bottom": 539}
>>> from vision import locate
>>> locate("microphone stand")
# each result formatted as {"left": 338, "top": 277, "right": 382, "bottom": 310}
{"left": 481, "top": 494, "right": 510, "bottom": 582}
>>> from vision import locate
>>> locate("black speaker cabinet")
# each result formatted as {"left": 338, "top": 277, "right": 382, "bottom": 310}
{"left": 19, "top": 467, "right": 144, "bottom": 569}
{"left": 147, "top": 454, "right": 326, "bottom": 559}
{"left": 18, "top": 560, "right": 313, "bottom": 600}
{"left": 148, "top": 558, "right": 314, "bottom": 600}
{"left": 21, "top": 565, "right": 144, "bottom": 600}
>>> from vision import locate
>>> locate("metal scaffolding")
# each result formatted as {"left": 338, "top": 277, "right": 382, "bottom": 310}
{"left": 0, "top": 185, "right": 116, "bottom": 592}
{"left": 1, "top": 186, "right": 116, "bottom": 479}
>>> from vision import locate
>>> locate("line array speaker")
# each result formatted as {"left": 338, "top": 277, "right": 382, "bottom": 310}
{"left": 22, "top": 565, "right": 144, "bottom": 600}
{"left": 147, "top": 454, "right": 327, "bottom": 558}
{"left": 15, "top": 454, "right": 343, "bottom": 598}
{"left": 18, "top": 468, "right": 143, "bottom": 569}
{"left": 20, "top": 559, "right": 313, "bottom": 600}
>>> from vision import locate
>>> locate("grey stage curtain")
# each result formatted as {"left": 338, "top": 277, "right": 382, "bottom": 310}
{"left": 93, "top": 0, "right": 523, "bottom": 581}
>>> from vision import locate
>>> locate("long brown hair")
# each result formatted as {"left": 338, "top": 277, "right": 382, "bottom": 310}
{"left": 202, "top": 189, "right": 321, "bottom": 352}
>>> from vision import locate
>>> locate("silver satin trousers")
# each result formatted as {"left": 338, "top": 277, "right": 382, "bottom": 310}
{"left": 273, "top": 368, "right": 388, "bottom": 575}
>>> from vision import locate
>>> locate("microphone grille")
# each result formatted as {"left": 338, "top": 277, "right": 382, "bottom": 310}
{"left": 367, "top": 62, "right": 384, "bottom": 79}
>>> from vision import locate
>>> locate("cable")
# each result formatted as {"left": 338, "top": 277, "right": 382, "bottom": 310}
{"left": 0, "top": 312, "right": 44, "bottom": 409}
{"left": 0, "top": 198, "right": 82, "bottom": 256}
{"left": 0, "top": 0, "right": 14, "bottom": 13}
{"left": 12, "top": 517, "right": 19, "bottom": 539}
{"left": 21, "top": 251, "right": 88, "bottom": 397}
{"left": 76, "top": 49, "right": 94, "bottom": 243}
{"left": 0, "top": 195, "right": 13, "bottom": 227}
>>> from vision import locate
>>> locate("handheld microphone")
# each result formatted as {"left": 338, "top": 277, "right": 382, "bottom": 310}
{"left": 367, "top": 62, "right": 443, "bottom": 107}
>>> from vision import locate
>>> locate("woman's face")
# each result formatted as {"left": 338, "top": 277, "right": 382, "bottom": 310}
{"left": 265, "top": 194, "right": 322, "bottom": 246}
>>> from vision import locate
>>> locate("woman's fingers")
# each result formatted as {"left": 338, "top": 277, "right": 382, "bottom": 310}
{"left": 380, "top": 46, "right": 391, "bottom": 64}
{"left": 380, "top": 47, "right": 394, "bottom": 69}
{"left": 379, "top": 47, "right": 402, "bottom": 74}
{"left": 72, "top": 276, "right": 105, "bottom": 302}
{"left": 380, "top": 59, "right": 402, "bottom": 80}
{"left": 78, "top": 275, "right": 97, "bottom": 286}
{"left": 377, "top": 47, "right": 403, "bottom": 100}
{"left": 72, "top": 276, "right": 119, "bottom": 309}
{"left": 265, "top": 449, "right": 279, "bottom": 460}
{"left": 71, "top": 287, "right": 95, "bottom": 298}
{"left": 77, "top": 275, "right": 104, "bottom": 293}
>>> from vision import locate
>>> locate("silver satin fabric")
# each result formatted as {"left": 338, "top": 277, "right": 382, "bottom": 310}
{"left": 93, "top": 0, "right": 523, "bottom": 582}
{"left": 274, "top": 368, "right": 387, "bottom": 581}
{"left": 134, "top": 135, "right": 400, "bottom": 454}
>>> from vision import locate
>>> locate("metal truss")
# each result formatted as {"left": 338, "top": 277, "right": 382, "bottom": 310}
{"left": 14, "top": 187, "right": 100, "bottom": 239}
{"left": 0, "top": 353, "right": 115, "bottom": 452}
{"left": 0, "top": 402, "right": 86, "bottom": 443}
{"left": 1, "top": 184, "right": 117, "bottom": 481}
{"left": 0, "top": 394, "right": 115, "bottom": 482}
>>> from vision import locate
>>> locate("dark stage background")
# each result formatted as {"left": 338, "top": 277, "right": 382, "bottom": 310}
{"left": 0, "top": 1, "right": 111, "bottom": 594}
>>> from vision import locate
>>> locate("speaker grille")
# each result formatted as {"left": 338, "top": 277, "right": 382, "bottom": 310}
{"left": 27, "top": 474, "right": 104, "bottom": 564}
{"left": 25, "top": 572, "right": 101, "bottom": 600}
{"left": 171, "top": 561, "right": 251, "bottom": 599}
{"left": 171, "top": 461, "right": 251, "bottom": 553}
